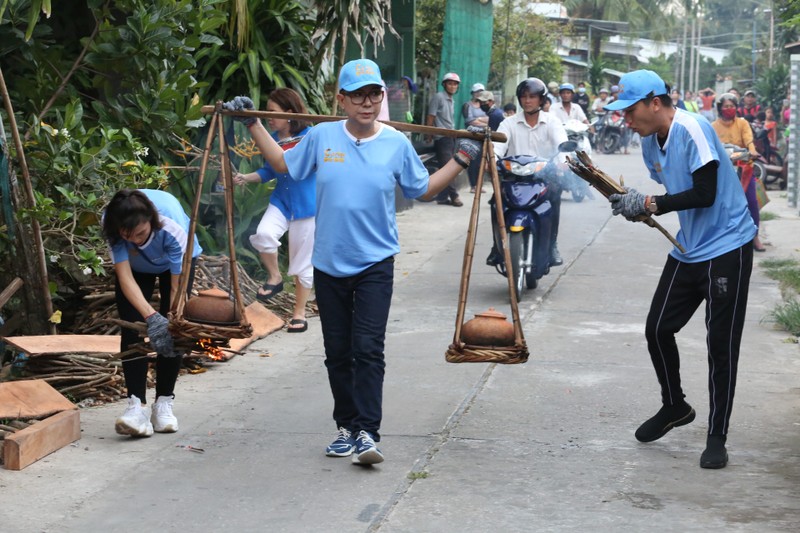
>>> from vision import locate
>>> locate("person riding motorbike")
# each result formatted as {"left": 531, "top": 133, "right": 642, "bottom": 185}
{"left": 490, "top": 78, "right": 569, "bottom": 267}
{"left": 551, "top": 83, "right": 590, "bottom": 125}
{"left": 711, "top": 93, "right": 766, "bottom": 252}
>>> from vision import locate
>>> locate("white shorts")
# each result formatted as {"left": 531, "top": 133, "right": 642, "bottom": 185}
{"left": 249, "top": 204, "right": 315, "bottom": 288}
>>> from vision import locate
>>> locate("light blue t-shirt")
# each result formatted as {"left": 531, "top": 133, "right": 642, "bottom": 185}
{"left": 642, "top": 110, "right": 756, "bottom": 263}
{"left": 255, "top": 127, "right": 315, "bottom": 220}
{"left": 109, "top": 189, "right": 202, "bottom": 274}
{"left": 283, "top": 121, "right": 429, "bottom": 277}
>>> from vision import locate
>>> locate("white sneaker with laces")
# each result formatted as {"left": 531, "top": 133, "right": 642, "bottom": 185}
{"left": 115, "top": 395, "right": 153, "bottom": 437}
{"left": 151, "top": 395, "right": 179, "bottom": 433}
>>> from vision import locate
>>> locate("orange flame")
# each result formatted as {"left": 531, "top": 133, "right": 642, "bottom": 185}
{"left": 198, "top": 338, "right": 226, "bottom": 361}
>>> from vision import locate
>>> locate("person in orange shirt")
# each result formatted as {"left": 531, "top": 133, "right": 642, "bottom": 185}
{"left": 712, "top": 93, "right": 766, "bottom": 252}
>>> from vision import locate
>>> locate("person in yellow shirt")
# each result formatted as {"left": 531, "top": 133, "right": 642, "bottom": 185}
{"left": 712, "top": 93, "right": 765, "bottom": 252}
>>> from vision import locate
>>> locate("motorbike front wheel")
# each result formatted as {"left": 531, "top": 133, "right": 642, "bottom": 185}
{"left": 599, "top": 131, "right": 620, "bottom": 154}
{"left": 525, "top": 231, "right": 538, "bottom": 290}
{"left": 508, "top": 231, "right": 526, "bottom": 301}
{"left": 751, "top": 160, "right": 767, "bottom": 183}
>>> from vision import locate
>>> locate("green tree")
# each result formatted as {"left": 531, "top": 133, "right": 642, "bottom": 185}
{"left": 490, "top": 0, "right": 563, "bottom": 98}
{"left": 310, "top": 0, "right": 397, "bottom": 113}
{"left": 0, "top": 0, "right": 330, "bottom": 330}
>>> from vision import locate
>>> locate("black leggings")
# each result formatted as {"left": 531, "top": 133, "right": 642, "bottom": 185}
{"left": 116, "top": 260, "right": 196, "bottom": 402}
{"left": 644, "top": 244, "right": 752, "bottom": 436}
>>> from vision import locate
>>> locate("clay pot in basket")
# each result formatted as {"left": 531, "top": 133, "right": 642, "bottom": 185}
{"left": 184, "top": 287, "right": 242, "bottom": 325}
{"left": 461, "top": 308, "right": 515, "bottom": 347}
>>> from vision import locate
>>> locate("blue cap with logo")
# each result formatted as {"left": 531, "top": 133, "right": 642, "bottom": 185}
{"left": 605, "top": 70, "right": 669, "bottom": 111}
{"left": 339, "top": 59, "right": 385, "bottom": 92}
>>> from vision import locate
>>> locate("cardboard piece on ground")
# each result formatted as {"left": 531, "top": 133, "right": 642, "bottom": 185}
{"left": 0, "top": 380, "right": 77, "bottom": 419}
{"left": 227, "top": 301, "right": 285, "bottom": 353}
{"left": 2, "top": 335, "right": 120, "bottom": 357}
{"left": 3, "top": 410, "right": 81, "bottom": 470}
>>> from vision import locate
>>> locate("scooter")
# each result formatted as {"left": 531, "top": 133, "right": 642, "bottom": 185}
{"left": 561, "top": 120, "right": 594, "bottom": 202}
{"left": 486, "top": 142, "right": 577, "bottom": 300}
{"left": 593, "top": 111, "right": 626, "bottom": 154}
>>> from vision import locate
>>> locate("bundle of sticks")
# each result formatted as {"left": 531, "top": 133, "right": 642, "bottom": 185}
{"left": 566, "top": 151, "right": 685, "bottom": 253}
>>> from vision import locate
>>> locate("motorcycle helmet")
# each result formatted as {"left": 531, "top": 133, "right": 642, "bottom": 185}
{"left": 516, "top": 78, "right": 547, "bottom": 105}
{"left": 559, "top": 83, "right": 575, "bottom": 93}
{"left": 716, "top": 92, "right": 738, "bottom": 113}
{"left": 610, "top": 85, "right": 620, "bottom": 94}
{"left": 442, "top": 72, "right": 461, "bottom": 86}
{"left": 599, "top": 87, "right": 609, "bottom": 95}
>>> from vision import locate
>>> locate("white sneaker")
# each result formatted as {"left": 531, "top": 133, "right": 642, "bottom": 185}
{"left": 151, "top": 395, "right": 179, "bottom": 433}
{"left": 115, "top": 395, "right": 154, "bottom": 437}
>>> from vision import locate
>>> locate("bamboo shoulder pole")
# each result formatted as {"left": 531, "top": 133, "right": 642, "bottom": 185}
{"left": 200, "top": 104, "right": 507, "bottom": 143}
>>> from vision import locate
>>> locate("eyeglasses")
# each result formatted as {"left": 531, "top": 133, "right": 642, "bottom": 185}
{"left": 342, "top": 89, "right": 384, "bottom": 105}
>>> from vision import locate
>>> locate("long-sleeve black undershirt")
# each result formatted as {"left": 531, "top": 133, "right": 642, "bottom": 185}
{"left": 652, "top": 160, "right": 718, "bottom": 214}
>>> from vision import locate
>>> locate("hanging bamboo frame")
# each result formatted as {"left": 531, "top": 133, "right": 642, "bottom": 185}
{"left": 170, "top": 107, "right": 252, "bottom": 341}
{"left": 445, "top": 132, "right": 529, "bottom": 364}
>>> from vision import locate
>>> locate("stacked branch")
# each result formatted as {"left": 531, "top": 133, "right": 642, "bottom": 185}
{"left": 566, "top": 151, "right": 685, "bottom": 253}
{"left": 71, "top": 255, "right": 317, "bottom": 336}
{"left": 18, "top": 352, "right": 129, "bottom": 404}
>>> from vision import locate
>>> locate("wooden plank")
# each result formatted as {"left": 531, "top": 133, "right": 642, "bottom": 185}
{"left": 0, "top": 380, "right": 77, "bottom": 419}
{"left": 227, "top": 302, "right": 285, "bottom": 353}
{"left": 3, "top": 410, "right": 81, "bottom": 470}
{"left": 2, "top": 334, "right": 121, "bottom": 357}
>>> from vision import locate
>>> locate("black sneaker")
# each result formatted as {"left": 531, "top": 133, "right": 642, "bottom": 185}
{"left": 550, "top": 245, "right": 563, "bottom": 266}
{"left": 635, "top": 402, "right": 696, "bottom": 442}
{"left": 700, "top": 435, "right": 728, "bottom": 469}
{"left": 486, "top": 248, "right": 501, "bottom": 266}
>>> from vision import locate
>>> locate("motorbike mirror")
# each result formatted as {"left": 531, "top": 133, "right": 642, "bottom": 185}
{"left": 558, "top": 141, "right": 578, "bottom": 153}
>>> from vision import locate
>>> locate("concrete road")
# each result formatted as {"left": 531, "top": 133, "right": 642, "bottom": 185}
{"left": 2, "top": 149, "right": 798, "bottom": 532}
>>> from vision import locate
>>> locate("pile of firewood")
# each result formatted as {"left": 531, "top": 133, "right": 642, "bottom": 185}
{"left": 71, "top": 255, "right": 317, "bottom": 336}
{"left": 17, "top": 353, "right": 129, "bottom": 404}
{"left": 5, "top": 255, "right": 317, "bottom": 406}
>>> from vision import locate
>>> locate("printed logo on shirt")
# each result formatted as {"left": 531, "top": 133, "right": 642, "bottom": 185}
{"left": 653, "top": 162, "right": 662, "bottom": 173}
{"left": 323, "top": 149, "right": 345, "bottom": 163}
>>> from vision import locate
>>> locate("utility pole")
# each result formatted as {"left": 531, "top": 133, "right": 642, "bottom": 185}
{"left": 680, "top": 19, "right": 688, "bottom": 92}
{"left": 695, "top": 13, "right": 702, "bottom": 93}
{"left": 768, "top": 8, "right": 774, "bottom": 68}
{"left": 688, "top": 17, "right": 696, "bottom": 92}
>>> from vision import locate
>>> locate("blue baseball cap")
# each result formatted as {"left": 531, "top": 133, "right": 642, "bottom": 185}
{"left": 604, "top": 70, "right": 669, "bottom": 111}
{"left": 338, "top": 59, "right": 385, "bottom": 92}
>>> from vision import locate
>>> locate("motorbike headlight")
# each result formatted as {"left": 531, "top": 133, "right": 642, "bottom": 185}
{"left": 503, "top": 160, "right": 547, "bottom": 176}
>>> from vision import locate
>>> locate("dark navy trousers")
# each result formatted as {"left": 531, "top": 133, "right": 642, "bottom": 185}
{"left": 314, "top": 258, "right": 394, "bottom": 441}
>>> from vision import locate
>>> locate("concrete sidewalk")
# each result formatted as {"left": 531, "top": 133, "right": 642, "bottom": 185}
{"left": 2, "top": 154, "right": 798, "bottom": 532}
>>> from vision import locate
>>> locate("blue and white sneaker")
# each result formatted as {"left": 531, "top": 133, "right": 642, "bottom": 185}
{"left": 352, "top": 430, "right": 384, "bottom": 465}
{"left": 325, "top": 427, "right": 356, "bottom": 457}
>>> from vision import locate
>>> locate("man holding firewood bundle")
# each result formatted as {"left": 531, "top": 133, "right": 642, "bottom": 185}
{"left": 603, "top": 70, "right": 756, "bottom": 469}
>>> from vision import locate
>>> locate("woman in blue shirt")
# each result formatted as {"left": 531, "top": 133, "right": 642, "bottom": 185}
{"left": 234, "top": 88, "right": 315, "bottom": 333}
{"left": 103, "top": 189, "right": 201, "bottom": 438}
{"left": 224, "top": 59, "right": 481, "bottom": 465}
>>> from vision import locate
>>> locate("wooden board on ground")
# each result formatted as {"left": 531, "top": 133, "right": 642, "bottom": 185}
{"left": 0, "top": 380, "right": 77, "bottom": 419}
{"left": 227, "top": 301, "right": 285, "bottom": 354}
{"left": 2, "top": 334, "right": 120, "bottom": 357}
{"left": 3, "top": 410, "right": 81, "bottom": 470}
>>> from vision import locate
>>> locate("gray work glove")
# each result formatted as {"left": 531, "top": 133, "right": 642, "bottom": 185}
{"left": 145, "top": 312, "right": 174, "bottom": 356}
{"left": 222, "top": 96, "right": 256, "bottom": 126}
{"left": 455, "top": 126, "right": 485, "bottom": 163}
{"left": 608, "top": 187, "right": 647, "bottom": 219}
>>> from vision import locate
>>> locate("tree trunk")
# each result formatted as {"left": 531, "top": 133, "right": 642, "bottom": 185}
{"left": 331, "top": 24, "right": 349, "bottom": 117}
{"left": 0, "top": 66, "right": 55, "bottom": 334}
